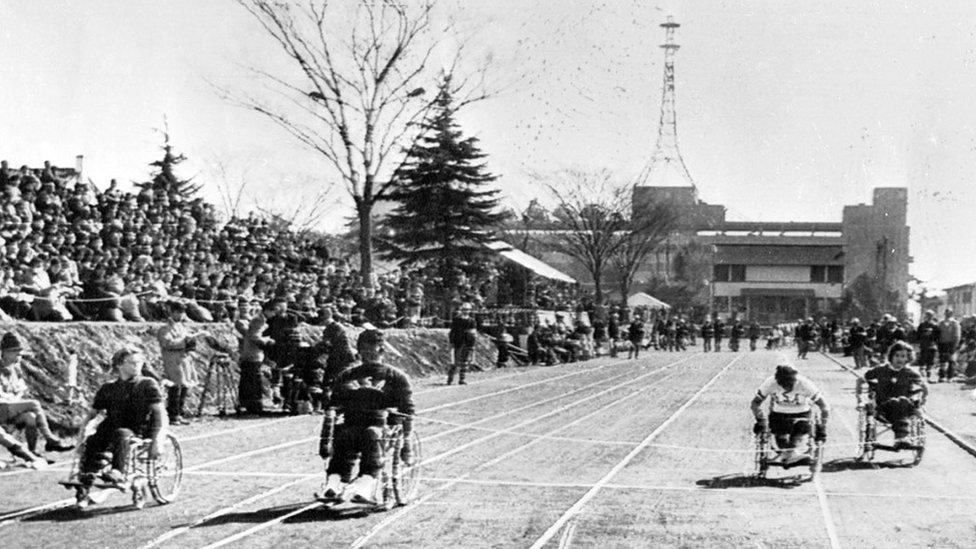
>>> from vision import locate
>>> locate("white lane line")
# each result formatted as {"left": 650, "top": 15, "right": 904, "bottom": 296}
{"left": 199, "top": 501, "right": 324, "bottom": 549}
{"left": 528, "top": 355, "right": 742, "bottom": 549}
{"left": 349, "top": 357, "right": 703, "bottom": 548}
{"left": 556, "top": 519, "right": 578, "bottom": 549}
{"left": 813, "top": 477, "right": 843, "bottom": 549}
{"left": 137, "top": 475, "right": 319, "bottom": 549}
{"left": 137, "top": 357, "right": 677, "bottom": 548}
{"left": 200, "top": 355, "right": 701, "bottom": 549}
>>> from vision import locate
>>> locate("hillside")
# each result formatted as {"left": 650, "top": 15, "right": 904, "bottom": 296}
{"left": 2, "top": 322, "right": 496, "bottom": 434}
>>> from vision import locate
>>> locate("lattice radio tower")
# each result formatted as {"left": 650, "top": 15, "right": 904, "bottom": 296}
{"left": 637, "top": 16, "right": 697, "bottom": 192}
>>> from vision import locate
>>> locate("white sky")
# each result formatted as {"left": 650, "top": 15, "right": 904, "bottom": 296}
{"left": 1, "top": 1, "right": 975, "bottom": 289}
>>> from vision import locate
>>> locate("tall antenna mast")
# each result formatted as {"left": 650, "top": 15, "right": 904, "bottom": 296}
{"left": 638, "top": 16, "right": 697, "bottom": 192}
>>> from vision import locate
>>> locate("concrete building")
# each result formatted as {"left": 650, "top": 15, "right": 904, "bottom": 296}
{"left": 944, "top": 284, "right": 976, "bottom": 317}
{"left": 632, "top": 185, "right": 911, "bottom": 323}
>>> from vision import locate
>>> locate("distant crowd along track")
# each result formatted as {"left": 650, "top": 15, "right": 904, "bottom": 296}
{"left": 165, "top": 353, "right": 711, "bottom": 549}
{"left": 819, "top": 351, "right": 976, "bottom": 460}
{"left": 144, "top": 353, "right": 701, "bottom": 549}
{"left": 0, "top": 355, "right": 644, "bottom": 525}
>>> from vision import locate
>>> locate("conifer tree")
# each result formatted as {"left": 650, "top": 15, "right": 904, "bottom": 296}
{"left": 384, "top": 76, "right": 509, "bottom": 298}
{"left": 136, "top": 127, "right": 202, "bottom": 200}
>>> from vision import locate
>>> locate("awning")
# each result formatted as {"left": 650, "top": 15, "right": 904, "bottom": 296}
{"left": 627, "top": 292, "right": 671, "bottom": 309}
{"left": 486, "top": 241, "right": 577, "bottom": 284}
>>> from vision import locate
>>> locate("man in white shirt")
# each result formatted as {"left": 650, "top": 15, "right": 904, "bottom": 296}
{"left": 750, "top": 364, "right": 830, "bottom": 464}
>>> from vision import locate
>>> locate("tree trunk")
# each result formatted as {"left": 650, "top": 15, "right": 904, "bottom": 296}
{"left": 592, "top": 262, "right": 604, "bottom": 306}
{"left": 357, "top": 202, "right": 373, "bottom": 288}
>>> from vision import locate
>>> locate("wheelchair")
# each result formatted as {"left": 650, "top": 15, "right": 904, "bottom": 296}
{"left": 59, "top": 423, "right": 183, "bottom": 510}
{"left": 754, "top": 410, "right": 824, "bottom": 481}
{"left": 317, "top": 407, "right": 422, "bottom": 515}
{"left": 856, "top": 397, "right": 925, "bottom": 466}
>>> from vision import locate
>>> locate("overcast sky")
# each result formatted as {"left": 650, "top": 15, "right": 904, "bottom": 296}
{"left": 1, "top": 1, "right": 975, "bottom": 289}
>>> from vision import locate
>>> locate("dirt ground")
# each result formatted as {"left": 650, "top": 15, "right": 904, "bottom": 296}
{"left": 3, "top": 348, "right": 976, "bottom": 548}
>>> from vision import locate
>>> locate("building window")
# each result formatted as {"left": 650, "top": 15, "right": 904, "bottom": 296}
{"left": 713, "top": 265, "right": 745, "bottom": 282}
{"left": 810, "top": 265, "right": 826, "bottom": 282}
{"left": 827, "top": 266, "right": 844, "bottom": 283}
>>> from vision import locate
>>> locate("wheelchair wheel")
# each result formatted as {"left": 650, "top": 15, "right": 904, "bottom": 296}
{"left": 753, "top": 432, "right": 770, "bottom": 479}
{"left": 392, "top": 430, "right": 422, "bottom": 505}
{"left": 147, "top": 434, "right": 183, "bottom": 504}
{"left": 856, "top": 408, "right": 875, "bottom": 462}
{"left": 910, "top": 415, "right": 925, "bottom": 466}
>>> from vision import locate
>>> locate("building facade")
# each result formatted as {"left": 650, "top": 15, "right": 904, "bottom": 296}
{"left": 633, "top": 185, "right": 911, "bottom": 323}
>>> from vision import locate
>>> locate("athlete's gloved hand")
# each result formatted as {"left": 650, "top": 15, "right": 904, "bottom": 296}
{"left": 815, "top": 423, "right": 827, "bottom": 442}
{"left": 319, "top": 437, "right": 333, "bottom": 460}
{"left": 400, "top": 441, "right": 414, "bottom": 466}
{"left": 752, "top": 418, "right": 767, "bottom": 435}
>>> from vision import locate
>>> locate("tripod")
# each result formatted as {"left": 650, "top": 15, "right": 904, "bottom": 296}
{"left": 196, "top": 353, "right": 237, "bottom": 417}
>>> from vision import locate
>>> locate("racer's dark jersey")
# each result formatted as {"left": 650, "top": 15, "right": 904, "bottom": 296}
{"left": 330, "top": 361, "right": 415, "bottom": 430}
{"left": 92, "top": 376, "right": 164, "bottom": 437}
{"left": 862, "top": 364, "right": 924, "bottom": 403}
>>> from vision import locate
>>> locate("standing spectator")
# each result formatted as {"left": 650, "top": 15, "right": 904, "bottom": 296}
{"left": 849, "top": 318, "right": 868, "bottom": 369}
{"left": 627, "top": 315, "right": 645, "bottom": 360}
{"left": 319, "top": 305, "right": 355, "bottom": 389}
{"left": 156, "top": 301, "right": 196, "bottom": 425}
{"left": 938, "top": 309, "right": 962, "bottom": 382}
{"left": 914, "top": 310, "right": 940, "bottom": 382}
{"left": 700, "top": 318, "right": 714, "bottom": 352}
{"left": 748, "top": 321, "right": 761, "bottom": 351}
{"left": 447, "top": 303, "right": 477, "bottom": 385}
{"left": 235, "top": 301, "right": 271, "bottom": 415}
{"left": 797, "top": 317, "right": 816, "bottom": 360}
{"left": 713, "top": 316, "right": 725, "bottom": 352}
{"left": 591, "top": 314, "right": 607, "bottom": 357}
{"left": 607, "top": 312, "right": 620, "bottom": 358}
{"left": 730, "top": 321, "right": 745, "bottom": 352}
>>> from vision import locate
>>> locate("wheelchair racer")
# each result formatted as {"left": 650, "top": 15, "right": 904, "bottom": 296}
{"left": 751, "top": 364, "right": 830, "bottom": 465}
{"left": 855, "top": 340, "right": 929, "bottom": 448}
{"left": 319, "top": 328, "right": 415, "bottom": 505}
{"left": 78, "top": 348, "right": 166, "bottom": 489}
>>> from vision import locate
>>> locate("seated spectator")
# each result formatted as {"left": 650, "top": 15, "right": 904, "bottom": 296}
{"left": 0, "top": 333, "right": 74, "bottom": 456}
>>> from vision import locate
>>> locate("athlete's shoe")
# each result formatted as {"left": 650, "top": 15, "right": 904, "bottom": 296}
{"left": 344, "top": 474, "right": 379, "bottom": 505}
{"left": 784, "top": 452, "right": 811, "bottom": 466}
{"left": 100, "top": 469, "right": 130, "bottom": 490}
{"left": 892, "top": 437, "right": 911, "bottom": 450}
{"left": 320, "top": 474, "right": 345, "bottom": 501}
{"left": 770, "top": 449, "right": 793, "bottom": 464}
{"left": 44, "top": 438, "right": 75, "bottom": 453}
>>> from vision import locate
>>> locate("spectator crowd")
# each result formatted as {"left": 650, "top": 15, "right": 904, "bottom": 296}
{"left": 0, "top": 160, "right": 584, "bottom": 327}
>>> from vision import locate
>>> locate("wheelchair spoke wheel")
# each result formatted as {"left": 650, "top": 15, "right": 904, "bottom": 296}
{"left": 911, "top": 417, "right": 926, "bottom": 466}
{"left": 753, "top": 433, "right": 769, "bottom": 478}
{"left": 148, "top": 434, "right": 183, "bottom": 504}
{"left": 393, "top": 431, "right": 422, "bottom": 505}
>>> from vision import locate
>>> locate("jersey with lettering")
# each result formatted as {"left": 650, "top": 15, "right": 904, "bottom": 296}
{"left": 756, "top": 374, "right": 822, "bottom": 414}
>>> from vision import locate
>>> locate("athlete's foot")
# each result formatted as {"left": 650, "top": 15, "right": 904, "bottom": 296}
{"left": 44, "top": 438, "right": 75, "bottom": 453}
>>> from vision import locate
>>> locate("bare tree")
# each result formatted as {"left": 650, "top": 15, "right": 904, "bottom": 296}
{"left": 609, "top": 199, "right": 679, "bottom": 299}
{"left": 541, "top": 169, "right": 632, "bottom": 306}
{"left": 209, "top": 158, "right": 251, "bottom": 220}
{"left": 225, "top": 0, "right": 494, "bottom": 287}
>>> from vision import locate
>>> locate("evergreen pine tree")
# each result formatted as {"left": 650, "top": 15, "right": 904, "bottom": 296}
{"left": 383, "top": 75, "right": 509, "bottom": 307}
{"left": 136, "top": 127, "right": 203, "bottom": 200}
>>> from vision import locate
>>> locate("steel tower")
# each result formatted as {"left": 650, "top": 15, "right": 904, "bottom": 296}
{"left": 638, "top": 16, "right": 696, "bottom": 192}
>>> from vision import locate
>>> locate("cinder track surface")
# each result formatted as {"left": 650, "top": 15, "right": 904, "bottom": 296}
{"left": 3, "top": 350, "right": 976, "bottom": 548}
